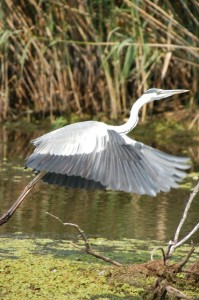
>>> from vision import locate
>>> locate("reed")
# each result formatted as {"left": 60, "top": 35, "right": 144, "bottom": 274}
{"left": 0, "top": 0, "right": 198, "bottom": 122}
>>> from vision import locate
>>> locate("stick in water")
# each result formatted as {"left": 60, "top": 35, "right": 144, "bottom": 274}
{"left": 0, "top": 172, "right": 45, "bottom": 226}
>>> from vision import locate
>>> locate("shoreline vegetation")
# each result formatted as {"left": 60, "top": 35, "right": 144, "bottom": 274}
{"left": 0, "top": 0, "right": 198, "bottom": 123}
{"left": 0, "top": 235, "right": 198, "bottom": 299}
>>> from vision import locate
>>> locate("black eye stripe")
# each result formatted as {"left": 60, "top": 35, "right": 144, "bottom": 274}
{"left": 144, "top": 88, "right": 162, "bottom": 94}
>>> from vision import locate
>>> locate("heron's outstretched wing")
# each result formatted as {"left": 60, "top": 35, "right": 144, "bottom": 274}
{"left": 26, "top": 121, "right": 190, "bottom": 196}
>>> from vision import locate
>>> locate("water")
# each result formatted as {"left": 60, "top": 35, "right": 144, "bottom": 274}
{"left": 0, "top": 124, "right": 199, "bottom": 243}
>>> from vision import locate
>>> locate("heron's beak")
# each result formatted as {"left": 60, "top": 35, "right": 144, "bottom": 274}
{"left": 156, "top": 89, "right": 189, "bottom": 100}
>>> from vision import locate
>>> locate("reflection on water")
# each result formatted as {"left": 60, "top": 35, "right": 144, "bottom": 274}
{"left": 0, "top": 125, "right": 199, "bottom": 242}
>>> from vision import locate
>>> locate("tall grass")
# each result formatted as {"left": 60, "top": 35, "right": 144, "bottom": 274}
{"left": 0, "top": 0, "right": 198, "bottom": 122}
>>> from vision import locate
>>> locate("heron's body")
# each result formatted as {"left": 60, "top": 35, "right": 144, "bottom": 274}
{"left": 26, "top": 89, "right": 190, "bottom": 196}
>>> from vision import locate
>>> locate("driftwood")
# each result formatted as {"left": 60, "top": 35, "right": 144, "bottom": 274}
{"left": 0, "top": 172, "right": 45, "bottom": 226}
{"left": 46, "top": 212, "right": 122, "bottom": 267}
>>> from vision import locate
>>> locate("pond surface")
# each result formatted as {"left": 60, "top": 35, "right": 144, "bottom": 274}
{"left": 0, "top": 122, "right": 199, "bottom": 243}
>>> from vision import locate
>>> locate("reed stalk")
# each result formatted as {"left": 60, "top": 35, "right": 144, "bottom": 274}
{"left": 0, "top": 0, "right": 198, "bottom": 122}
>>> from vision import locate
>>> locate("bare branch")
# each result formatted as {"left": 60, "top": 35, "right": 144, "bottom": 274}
{"left": 169, "top": 223, "right": 199, "bottom": 256}
{"left": 46, "top": 212, "right": 122, "bottom": 267}
{"left": 46, "top": 212, "right": 91, "bottom": 251}
{"left": 0, "top": 172, "right": 45, "bottom": 226}
{"left": 151, "top": 247, "right": 166, "bottom": 264}
{"left": 165, "top": 181, "right": 199, "bottom": 259}
{"left": 166, "top": 286, "right": 192, "bottom": 299}
{"left": 176, "top": 244, "right": 195, "bottom": 272}
{"left": 174, "top": 181, "right": 199, "bottom": 244}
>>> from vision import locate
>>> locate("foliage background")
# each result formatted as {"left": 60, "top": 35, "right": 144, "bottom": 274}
{"left": 0, "top": 0, "right": 198, "bottom": 123}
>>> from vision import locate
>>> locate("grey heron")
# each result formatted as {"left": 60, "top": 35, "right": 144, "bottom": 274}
{"left": 26, "top": 88, "right": 190, "bottom": 197}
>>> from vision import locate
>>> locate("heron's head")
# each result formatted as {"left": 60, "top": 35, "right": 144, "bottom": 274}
{"left": 142, "top": 88, "right": 189, "bottom": 103}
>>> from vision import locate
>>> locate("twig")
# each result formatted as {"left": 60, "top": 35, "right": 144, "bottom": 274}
{"left": 165, "top": 181, "right": 199, "bottom": 259}
{"left": 176, "top": 244, "right": 195, "bottom": 272}
{"left": 0, "top": 172, "right": 45, "bottom": 226}
{"left": 172, "top": 223, "right": 199, "bottom": 252}
{"left": 165, "top": 286, "right": 192, "bottom": 300}
{"left": 151, "top": 247, "right": 166, "bottom": 264}
{"left": 46, "top": 212, "right": 122, "bottom": 267}
{"left": 46, "top": 212, "right": 90, "bottom": 250}
{"left": 174, "top": 181, "right": 199, "bottom": 244}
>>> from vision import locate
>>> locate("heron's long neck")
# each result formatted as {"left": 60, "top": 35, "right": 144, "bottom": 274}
{"left": 111, "top": 96, "right": 146, "bottom": 135}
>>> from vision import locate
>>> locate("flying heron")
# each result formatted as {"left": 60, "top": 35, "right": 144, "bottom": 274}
{"left": 26, "top": 88, "right": 190, "bottom": 197}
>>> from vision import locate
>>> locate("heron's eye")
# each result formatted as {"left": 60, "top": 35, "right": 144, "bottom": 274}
{"left": 156, "top": 90, "right": 161, "bottom": 95}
